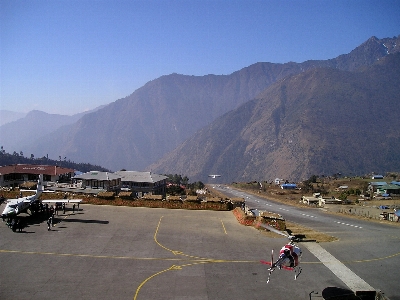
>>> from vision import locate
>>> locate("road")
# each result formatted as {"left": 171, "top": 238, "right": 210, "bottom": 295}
{"left": 213, "top": 185, "right": 400, "bottom": 300}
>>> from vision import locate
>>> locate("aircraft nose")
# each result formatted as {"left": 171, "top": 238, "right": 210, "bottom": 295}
{"left": 1, "top": 209, "right": 13, "bottom": 217}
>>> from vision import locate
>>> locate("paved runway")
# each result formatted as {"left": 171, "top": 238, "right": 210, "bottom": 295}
{"left": 1, "top": 204, "right": 356, "bottom": 300}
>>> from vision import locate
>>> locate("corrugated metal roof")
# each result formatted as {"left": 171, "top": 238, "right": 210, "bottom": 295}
{"left": 73, "top": 171, "right": 121, "bottom": 181}
{"left": 378, "top": 184, "right": 400, "bottom": 190}
{"left": 370, "top": 182, "right": 387, "bottom": 186}
{"left": 114, "top": 171, "right": 167, "bottom": 183}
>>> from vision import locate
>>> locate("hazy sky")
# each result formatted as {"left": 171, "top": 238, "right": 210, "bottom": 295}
{"left": 1, "top": 0, "right": 399, "bottom": 115}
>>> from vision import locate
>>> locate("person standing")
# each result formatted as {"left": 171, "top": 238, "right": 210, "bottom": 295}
{"left": 47, "top": 217, "right": 51, "bottom": 231}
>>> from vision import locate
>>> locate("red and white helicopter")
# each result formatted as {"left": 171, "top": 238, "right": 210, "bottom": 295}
{"left": 259, "top": 223, "right": 302, "bottom": 283}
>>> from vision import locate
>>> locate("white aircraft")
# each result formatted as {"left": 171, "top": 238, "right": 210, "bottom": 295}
{"left": 208, "top": 175, "right": 221, "bottom": 178}
{"left": 1, "top": 174, "right": 81, "bottom": 218}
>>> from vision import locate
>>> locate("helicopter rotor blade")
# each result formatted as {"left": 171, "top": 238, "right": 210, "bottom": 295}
{"left": 271, "top": 249, "right": 274, "bottom": 266}
{"left": 266, "top": 249, "right": 274, "bottom": 284}
{"left": 258, "top": 223, "right": 294, "bottom": 240}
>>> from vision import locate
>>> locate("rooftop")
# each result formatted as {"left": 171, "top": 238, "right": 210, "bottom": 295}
{"left": 114, "top": 171, "right": 167, "bottom": 183}
{"left": 73, "top": 171, "right": 121, "bottom": 181}
{"left": 0, "top": 164, "right": 74, "bottom": 176}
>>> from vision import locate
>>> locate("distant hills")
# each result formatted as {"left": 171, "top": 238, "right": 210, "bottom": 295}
{"left": 1, "top": 35, "right": 399, "bottom": 182}
{"left": 0, "top": 110, "right": 26, "bottom": 126}
{"left": 0, "top": 110, "right": 83, "bottom": 153}
{"left": 0, "top": 106, "right": 106, "bottom": 158}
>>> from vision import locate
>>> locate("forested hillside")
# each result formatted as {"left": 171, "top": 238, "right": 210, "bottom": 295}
{"left": 0, "top": 149, "right": 109, "bottom": 173}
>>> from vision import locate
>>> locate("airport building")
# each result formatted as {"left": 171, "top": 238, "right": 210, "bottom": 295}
{"left": 0, "top": 164, "right": 168, "bottom": 197}
{"left": 72, "top": 171, "right": 122, "bottom": 191}
{"left": 72, "top": 170, "right": 168, "bottom": 197}
{"left": 0, "top": 164, "right": 75, "bottom": 188}
{"left": 114, "top": 171, "right": 168, "bottom": 197}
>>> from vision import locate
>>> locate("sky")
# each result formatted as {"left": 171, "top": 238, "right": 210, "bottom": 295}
{"left": 1, "top": 0, "right": 399, "bottom": 115}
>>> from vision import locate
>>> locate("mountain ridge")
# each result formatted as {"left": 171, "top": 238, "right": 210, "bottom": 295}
{"left": 150, "top": 52, "right": 400, "bottom": 182}
{"left": 4, "top": 35, "right": 400, "bottom": 175}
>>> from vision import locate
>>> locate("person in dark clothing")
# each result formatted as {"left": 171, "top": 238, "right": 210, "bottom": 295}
{"left": 47, "top": 217, "right": 51, "bottom": 231}
{"left": 11, "top": 218, "right": 17, "bottom": 232}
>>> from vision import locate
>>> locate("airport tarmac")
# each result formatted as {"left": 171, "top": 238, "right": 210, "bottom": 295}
{"left": 0, "top": 204, "right": 353, "bottom": 300}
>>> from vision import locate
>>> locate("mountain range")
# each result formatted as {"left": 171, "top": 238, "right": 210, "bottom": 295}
{"left": 150, "top": 52, "right": 400, "bottom": 182}
{"left": 1, "top": 35, "right": 399, "bottom": 182}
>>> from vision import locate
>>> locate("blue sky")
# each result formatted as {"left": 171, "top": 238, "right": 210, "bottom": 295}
{"left": 1, "top": 0, "right": 399, "bottom": 115}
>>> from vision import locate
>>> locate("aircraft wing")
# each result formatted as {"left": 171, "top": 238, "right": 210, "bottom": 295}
{"left": 20, "top": 189, "right": 54, "bottom": 193}
{"left": 41, "top": 199, "right": 82, "bottom": 203}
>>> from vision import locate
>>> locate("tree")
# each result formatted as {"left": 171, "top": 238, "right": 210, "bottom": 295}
{"left": 182, "top": 176, "right": 189, "bottom": 185}
{"left": 338, "top": 192, "right": 348, "bottom": 201}
{"left": 309, "top": 175, "right": 318, "bottom": 183}
{"left": 187, "top": 181, "right": 204, "bottom": 190}
{"left": 300, "top": 179, "right": 313, "bottom": 193}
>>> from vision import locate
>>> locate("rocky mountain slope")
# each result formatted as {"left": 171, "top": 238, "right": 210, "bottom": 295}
{"left": 150, "top": 52, "right": 400, "bottom": 182}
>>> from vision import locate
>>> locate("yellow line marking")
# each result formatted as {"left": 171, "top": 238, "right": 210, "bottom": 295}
{"left": 220, "top": 219, "right": 227, "bottom": 234}
{"left": 349, "top": 251, "right": 400, "bottom": 263}
{"left": 153, "top": 216, "right": 175, "bottom": 253}
{"left": 5, "top": 246, "right": 398, "bottom": 265}
{"left": 0, "top": 249, "right": 256, "bottom": 263}
{"left": 153, "top": 216, "right": 209, "bottom": 260}
{"left": 301, "top": 250, "right": 400, "bottom": 264}
{"left": 133, "top": 261, "right": 215, "bottom": 300}
{"left": 133, "top": 265, "right": 178, "bottom": 300}
{"left": 0, "top": 249, "right": 182, "bottom": 261}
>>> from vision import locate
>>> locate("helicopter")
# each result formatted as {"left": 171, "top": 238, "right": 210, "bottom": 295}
{"left": 258, "top": 223, "right": 303, "bottom": 283}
